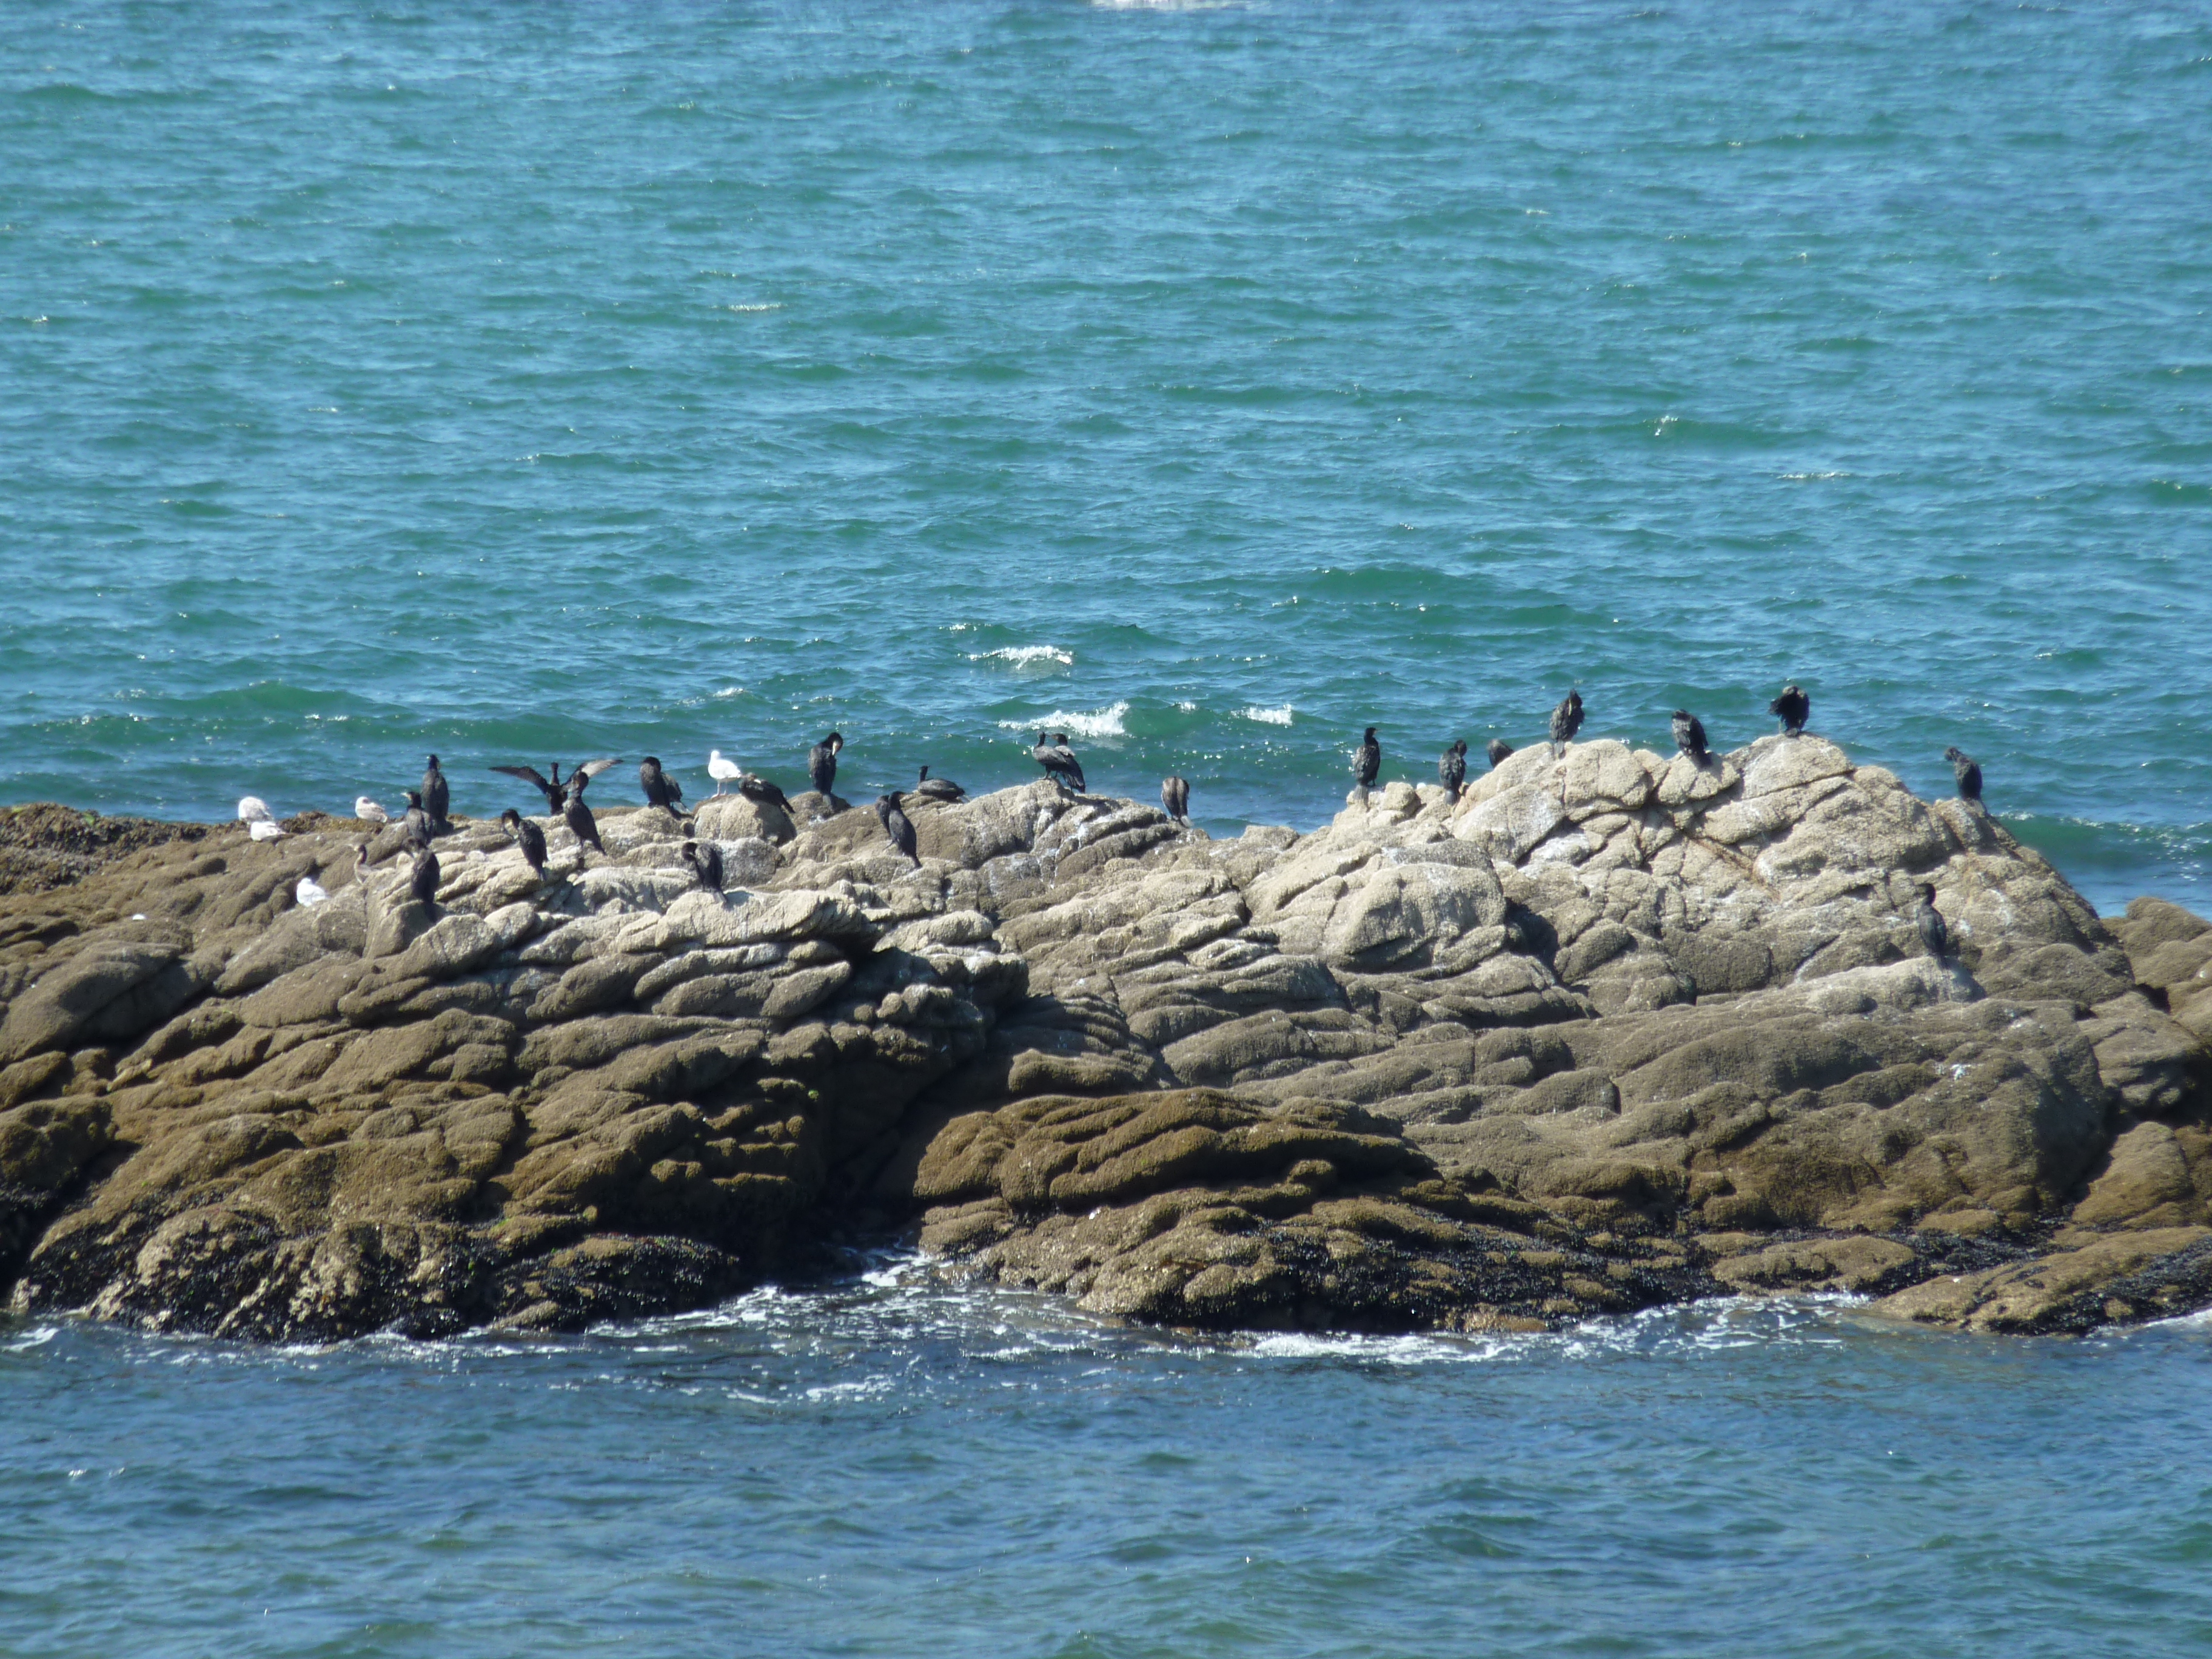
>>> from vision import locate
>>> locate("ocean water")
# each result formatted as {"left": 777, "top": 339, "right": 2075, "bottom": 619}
{"left": 2, "top": 1, "right": 2209, "bottom": 913}
{"left": 7, "top": 1267, "right": 2212, "bottom": 1659}
{"left": 7, "top": 7, "right": 2212, "bottom": 1651}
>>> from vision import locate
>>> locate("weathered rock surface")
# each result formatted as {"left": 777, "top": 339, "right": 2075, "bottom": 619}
{"left": 2, "top": 734, "right": 2207, "bottom": 1341}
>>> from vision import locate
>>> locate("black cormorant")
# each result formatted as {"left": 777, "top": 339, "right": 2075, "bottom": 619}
{"left": 1486, "top": 738, "right": 1514, "bottom": 770}
{"left": 1770, "top": 685, "right": 1809, "bottom": 737}
{"left": 409, "top": 846, "right": 440, "bottom": 909}
{"left": 1352, "top": 727, "right": 1380, "bottom": 790}
{"left": 401, "top": 789, "right": 434, "bottom": 851}
{"left": 1915, "top": 883, "right": 1949, "bottom": 961}
{"left": 874, "top": 791, "right": 919, "bottom": 866}
{"left": 1439, "top": 739, "right": 1467, "bottom": 798}
{"left": 640, "top": 756, "right": 685, "bottom": 819}
{"left": 421, "top": 755, "right": 449, "bottom": 828}
{"left": 1161, "top": 776, "right": 1190, "bottom": 822}
{"left": 500, "top": 808, "right": 547, "bottom": 880}
{"left": 1033, "top": 732, "right": 1085, "bottom": 794}
{"left": 737, "top": 773, "right": 794, "bottom": 813}
{"left": 1549, "top": 691, "right": 1584, "bottom": 757}
{"left": 1945, "top": 747, "right": 1983, "bottom": 802}
{"left": 683, "top": 839, "right": 723, "bottom": 893}
{"left": 563, "top": 789, "right": 605, "bottom": 858}
{"left": 1672, "top": 709, "right": 1711, "bottom": 766}
{"left": 809, "top": 732, "right": 844, "bottom": 799}
{"left": 913, "top": 765, "right": 967, "bottom": 803}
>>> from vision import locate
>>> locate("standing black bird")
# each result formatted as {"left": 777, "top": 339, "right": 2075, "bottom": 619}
{"left": 1352, "top": 727, "right": 1381, "bottom": 791}
{"left": 401, "top": 789, "right": 435, "bottom": 851}
{"left": 639, "top": 756, "right": 685, "bottom": 819}
{"left": 1549, "top": 690, "right": 1584, "bottom": 757}
{"left": 1672, "top": 709, "right": 1711, "bottom": 766}
{"left": 563, "top": 788, "right": 605, "bottom": 859}
{"left": 1770, "top": 685, "right": 1810, "bottom": 737}
{"left": 1033, "top": 732, "right": 1085, "bottom": 794}
{"left": 1161, "top": 776, "right": 1190, "bottom": 822}
{"left": 1438, "top": 739, "right": 1468, "bottom": 798}
{"left": 408, "top": 846, "right": 440, "bottom": 910}
{"left": 421, "top": 754, "right": 449, "bottom": 828}
{"left": 809, "top": 732, "right": 844, "bottom": 800}
{"left": 500, "top": 808, "right": 548, "bottom": 880}
{"left": 1945, "top": 747, "right": 1983, "bottom": 802}
{"left": 874, "top": 791, "right": 919, "bottom": 866}
{"left": 736, "top": 772, "right": 794, "bottom": 813}
{"left": 1486, "top": 738, "right": 1514, "bottom": 770}
{"left": 913, "top": 765, "right": 967, "bottom": 804}
{"left": 1914, "top": 883, "right": 1949, "bottom": 961}
{"left": 682, "top": 839, "right": 724, "bottom": 893}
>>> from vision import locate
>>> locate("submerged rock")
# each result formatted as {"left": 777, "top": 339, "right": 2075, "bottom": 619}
{"left": 1, "top": 741, "right": 2207, "bottom": 1342}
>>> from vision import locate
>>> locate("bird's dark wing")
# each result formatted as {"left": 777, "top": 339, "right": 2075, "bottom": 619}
{"left": 492, "top": 764, "right": 554, "bottom": 794}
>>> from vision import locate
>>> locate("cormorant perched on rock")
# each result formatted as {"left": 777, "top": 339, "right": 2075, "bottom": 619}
{"left": 500, "top": 808, "right": 547, "bottom": 880}
{"left": 493, "top": 759, "right": 618, "bottom": 814}
{"left": 355, "top": 796, "right": 389, "bottom": 825}
{"left": 737, "top": 772, "right": 794, "bottom": 813}
{"left": 1946, "top": 747, "right": 1983, "bottom": 802}
{"left": 809, "top": 732, "right": 843, "bottom": 799}
{"left": 1161, "top": 775, "right": 1190, "bottom": 823}
{"left": 682, "top": 839, "right": 723, "bottom": 893}
{"left": 639, "top": 756, "right": 685, "bottom": 819}
{"left": 1352, "top": 727, "right": 1381, "bottom": 790}
{"left": 401, "top": 789, "right": 434, "bottom": 851}
{"left": 1770, "top": 685, "right": 1809, "bottom": 737}
{"left": 1033, "top": 732, "right": 1085, "bottom": 794}
{"left": 1672, "top": 709, "right": 1711, "bottom": 766}
{"left": 409, "top": 846, "right": 440, "bottom": 910}
{"left": 1549, "top": 690, "right": 1584, "bottom": 757}
{"left": 708, "top": 749, "right": 742, "bottom": 795}
{"left": 354, "top": 840, "right": 372, "bottom": 885}
{"left": 913, "top": 765, "right": 966, "bottom": 804}
{"left": 874, "top": 791, "right": 919, "bottom": 866}
{"left": 1915, "top": 883, "right": 1949, "bottom": 961}
{"left": 421, "top": 755, "right": 449, "bottom": 828}
{"left": 1439, "top": 739, "right": 1467, "bottom": 798}
{"left": 563, "top": 788, "right": 605, "bottom": 858}
{"left": 1486, "top": 738, "right": 1514, "bottom": 770}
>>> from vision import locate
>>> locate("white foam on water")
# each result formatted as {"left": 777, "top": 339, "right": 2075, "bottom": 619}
{"left": 996, "top": 701, "right": 1129, "bottom": 739}
{"left": 1240, "top": 704, "right": 1295, "bottom": 726}
{"left": 970, "top": 645, "right": 1073, "bottom": 668}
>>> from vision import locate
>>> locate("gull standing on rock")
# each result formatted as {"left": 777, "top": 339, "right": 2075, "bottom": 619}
{"left": 874, "top": 791, "right": 920, "bottom": 867}
{"left": 238, "top": 796, "right": 272, "bottom": 825}
{"left": 1486, "top": 737, "right": 1514, "bottom": 770}
{"left": 500, "top": 808, "right": 548, "bottom": 880}
{"left": 1915, "top": 883, "right": 1949, "bottom": 962}
{"left": 914, "top": 765, "right": 967, "bottom": 804}
{"left": 1352, "top": 727, "right": 1381, "bottom": 793}
{"left": 1439, "top": 740, "right": 1467, "bottom": 799}
{"left": 355, "top": 796, "right": 389, "bottom": 824}
{"left": 809, "top": 732, "right": 843, "bottom": 800}
{"left": 1672, "top": 709, "right": 1711, "bottom": 766}
{"left": 1549, "top": 690, "right": 1584, "bottom": 757}
{"left": 1033, "top": 732, "right": 1085, "bottom": 795}
{"left": 683, "top": 839, "right": 724, "bottom": 893}
{"left": 640, "top": 756, "right": 685, "bottom": 820}
{"left": 421, "top": 755, "right": 449, "bottom": 830}
{"left": 1946, "top": 747, "right": 1983, "bottom": 802}
{"left": 709, "top": 749, "right": 742, "bottom": 795}
{"left": 1161, "top": 776, "right": 1190, "bottom": 823}
{"left": 1770, "top": 685, "right": 1810, "bottom": 737}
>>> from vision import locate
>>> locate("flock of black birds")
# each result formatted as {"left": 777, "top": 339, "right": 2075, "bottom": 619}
{"left": 367, "top": 687, "right": 1984, "bottom": 959}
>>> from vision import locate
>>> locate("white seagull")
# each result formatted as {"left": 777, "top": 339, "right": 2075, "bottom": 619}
{"left": 708, "top": 749, "right": 743, "bottom": 796}
{"left": 237, "top": 796, "right": 273, "bottom": 823}
{"left": 355, "top": 796, "right": 390, "bottom": 823}
{"left": 249, "top": 819, "right": 285, "bottom": 842}
{"left": 295, "top": 874, "right": 330, "bottom": 907}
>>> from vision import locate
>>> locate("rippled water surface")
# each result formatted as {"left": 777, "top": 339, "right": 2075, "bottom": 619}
{"left": 7, "top": 1268, "right": 2212, "bottom": 1658}
{"left": 2, "top": 0, "right": 2209, "bottom": 910}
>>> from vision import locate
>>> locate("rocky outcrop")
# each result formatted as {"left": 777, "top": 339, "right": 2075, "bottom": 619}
{"left": 2, "top": 732, "right": 2208, "bottom": 1341}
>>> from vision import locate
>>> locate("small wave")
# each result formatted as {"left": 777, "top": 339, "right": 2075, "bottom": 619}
{"left": 725, "top": 303, "right": 782, "bottom": 313}
{"left": 1240, "top": 704, "right": 1295, "bottom": 726}
{"left": 970, "top": 645, "right": 1073, "bottom": 668}
{"left": 996, "top": 701, "right": 1128, "bottom": 739}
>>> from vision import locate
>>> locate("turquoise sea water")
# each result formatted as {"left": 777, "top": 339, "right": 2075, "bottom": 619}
{"left": 7, "top": 6, "right": 2212, "bottom": 1652}
{"left": 2, "top": 1, "right": 2208, "bottom": 912}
